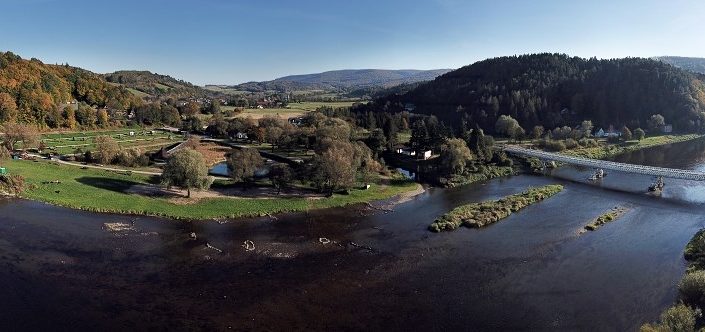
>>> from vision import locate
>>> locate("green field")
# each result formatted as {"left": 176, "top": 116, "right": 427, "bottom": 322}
{"left": 219, "top": 101, "right": 360, "bottom": 120}
{"left": 4, "top": 159, "right": 419, "bottom": 220}
{"left": 41, "top": 129, "right": 184, "bottom": 154}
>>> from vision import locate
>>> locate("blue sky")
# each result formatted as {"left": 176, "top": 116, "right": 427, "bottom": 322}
{"left": 1, "top": 0, "right": 704, "bottom": 85}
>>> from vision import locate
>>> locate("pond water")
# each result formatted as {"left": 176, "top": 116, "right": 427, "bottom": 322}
{"left": 209, "top": 161, "right": 270, "bottom": 178}
{"left": 2, "top": 139, "right": 705, "bottom": 330}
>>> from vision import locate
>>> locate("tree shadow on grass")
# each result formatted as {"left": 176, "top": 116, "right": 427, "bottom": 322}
{"left": 76, "top": 177, "right": 144, "bottom": 193}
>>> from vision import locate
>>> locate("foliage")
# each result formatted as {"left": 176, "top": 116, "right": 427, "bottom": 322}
{"left": 227, "top": 148, "right": 264, "bottom": 183}
{"left": 0, "top": 145, "right": 10, "bottom": 160}
{"left": 94, "top": 135, "right": 120, "bottom": 164}
{"left": 640, "top": 304, "right": 698, "bottom": 332}
{"left": 685, "top": 229, "right": 705, "bottom": 271}
{"left": 679, "top": 270, "right": 705, "bottom": 308}
{"left": 1, "top": 122, "right": 40, "bottom": 150}
{"left": 364, "top": 54, "right": 705, "bottom": 133}
{"left": 104, "top": 70, "right": 211, "bottom": 98}
{"left": 269, "top": 163, "right": 293, "bottom": 193}
{"left": 495, "top": 115, "right": 524, "bottom": 140}
{"left": 161, "top": 149, "right": 213, "bottom": 197}
{"left": 429, "top": 184, "right": 563, "bottom": 232}
{"left": 0, "top": 174, "right": 26, "bottom": 196}
{"left": 439, "top": 138, "right": 474, "bottom": 175}
{"left": 0, "top": 52, "right": 139, "bottom": 127}
{"left": 621, "top": 126, "right": 633, "bottom": 141}
{"left": 635, "top": 128, "right": 646, "bottom": 140}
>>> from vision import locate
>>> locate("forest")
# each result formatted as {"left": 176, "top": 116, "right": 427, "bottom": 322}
{"left": 360, "top": 53, "right": 705, "bottom": 134}
{"left": 0, "top": 51, "right": 140, "bottom": 127}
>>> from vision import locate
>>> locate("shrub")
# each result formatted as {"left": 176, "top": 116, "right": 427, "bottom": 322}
{"left": 685, "top": 229, "right": 705, "bottom": 270}
{"left": 679, "top": 270, "right": 705, "bottom": 307}
{"left": 564, "top": 138, "right": 578, "bottom": 149}
{"left": 640, "top": 304, "right": 697, "bottom": 332}
{"left": 0, "top": 145, "right": 10, "bottom": 160}
{"left": 539, "top": 139, "right": 566, "bottom": 152}
{"left": 0, "top": 174, "right": 26, "bottom": 196}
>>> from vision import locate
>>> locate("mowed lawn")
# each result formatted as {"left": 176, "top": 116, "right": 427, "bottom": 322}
{"left": 4, "top": 159, "right": 418, "bottom": 220}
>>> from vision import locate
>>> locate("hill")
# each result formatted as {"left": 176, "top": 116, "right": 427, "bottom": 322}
{"left": 104, "top": 70, "right": 213, "bottom": 99}
{"left": 653, "top": 56, "right": 705, "bottom": 75}
{"left": 363, "top": 53, "right": 705, "bottom": 133}
{"left": 0, "top": 51, "right": 140, "bottom": 127}
{"left": 224, "top": 69, "right": 452, "bottom": 93}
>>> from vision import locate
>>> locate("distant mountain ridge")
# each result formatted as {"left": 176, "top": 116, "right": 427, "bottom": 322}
{"left": 653, "top": 56, "right": 705, "bottom": 74}
{"left": 219, "top": 69, "right": 452, "bottom": 93}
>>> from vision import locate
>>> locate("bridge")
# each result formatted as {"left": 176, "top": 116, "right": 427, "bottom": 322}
{"left": 503, "top": 145, "right": 705, "bottom": 181}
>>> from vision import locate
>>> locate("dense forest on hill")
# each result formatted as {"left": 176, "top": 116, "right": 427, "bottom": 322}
{"left": 654, "top": 56, "right": 705, "bottom": 74}
{"left": 360, "top": 54, "right": 705, "bottom": 134}
{"left": 104, "top": 70, "right": 213, "bottom": 98}
{"left": 0, "top": 51, "right": 140, "bottom": 126}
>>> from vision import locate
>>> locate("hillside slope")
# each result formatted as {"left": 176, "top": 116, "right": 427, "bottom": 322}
{"left": 654, "top": 56, "right": 705, "bottom": 74}
{"left": 104, "top": 70, "right": 213, "bottom": 98}
{"left": 229, "top": 69, "right": 452, "bottom": 93}
{"left": 0, "top": 51, "right": 139, "bottom": 126}
{"left": 365, "top": 53, "right": 705, "bottom": 133}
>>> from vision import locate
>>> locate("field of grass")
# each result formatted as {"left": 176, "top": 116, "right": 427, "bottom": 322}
{"left": 221, "top": 101, "right": 361, "bottom": 120}
{"left": 41, "top": 129, "right": 184, "bottom": 154}
{"left": 4, "top": 159, "right": 420, "bottom": 220}
{"left": 429, "top": 184, "right": 564, "bottom": 232}
{"left": 561, "top": 134, "right": 704, "bottom": 159}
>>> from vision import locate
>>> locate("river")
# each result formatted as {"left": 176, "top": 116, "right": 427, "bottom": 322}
{"left": 2, "top": 139, "right": 705, "bottom": 331}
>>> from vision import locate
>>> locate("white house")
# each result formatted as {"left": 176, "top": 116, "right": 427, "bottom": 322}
{"left": 662, "top": 124, "right": 673, "bottom": 133}
{"left": 128, "top": 131, "right": 135, "bottom": 136}
{"left": 235, "top": 132, "right": 248, "bottom": 140}
{"left": 396, "top": 148, "right": 416, "bottom": 156}
{"left": 420, "top": 150, "right": 432, "bottom": 160}
{"left": 595, "top": 128, "right": 605, "bottom": 137}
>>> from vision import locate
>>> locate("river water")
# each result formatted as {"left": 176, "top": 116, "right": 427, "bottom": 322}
{"left": 3, "top": 140, "right": 705, "bottom": 331}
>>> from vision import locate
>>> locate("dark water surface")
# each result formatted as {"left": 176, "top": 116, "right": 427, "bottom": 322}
{"left": 3, "top": 140, "right": 705, "bottom": 331}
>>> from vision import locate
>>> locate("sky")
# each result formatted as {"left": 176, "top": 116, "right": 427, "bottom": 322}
{"left": 1, "top": 0, "right": 704, "bottom": 85}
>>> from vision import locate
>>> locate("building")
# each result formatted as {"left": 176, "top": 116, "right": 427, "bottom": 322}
{"left": 234, "top": 132, "right": 248, "bottom": 140}
{"left": 662, "top": 124, "right": 673, "bottom": 133}
{"left": 420, "top": 150, "right": 433, "bottom": 160}
{"left": 594, "top": 128, "right": 605, "bottom": 137}
{"left": 396, "top": 148, "right": 432, "bottom": 160}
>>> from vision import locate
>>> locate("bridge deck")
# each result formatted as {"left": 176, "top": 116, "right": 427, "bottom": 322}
{"left": 504, "top": 146, "right": 705, "bottom": 181}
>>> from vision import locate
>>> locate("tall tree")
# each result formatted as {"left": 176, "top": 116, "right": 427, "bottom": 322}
{"left": 227, "top": 148, "right": 264, "bottom": 184}
{"left": 94, "top": 135, "right": 120, "bottom": 164}
{"left": 439, "top": 138, "right": 474, "bottom": 175}
{"left": 161, "top": 149, "right": 213, "bottom": 198}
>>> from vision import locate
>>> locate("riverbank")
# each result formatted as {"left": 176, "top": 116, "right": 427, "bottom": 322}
{"left": 561, "top": 134, "right": 704, "bottom": 160}
{"left": 429, "top": 184, "right": 563, "bottom": 232}
{"left": 3, "top": 159, "right": 422, "bottom": 220}
{"left": 642, "top": 229, "right": 705, "bottom": 330}
{"left": 439, "top": 165, "right": 515, "bottom": 188}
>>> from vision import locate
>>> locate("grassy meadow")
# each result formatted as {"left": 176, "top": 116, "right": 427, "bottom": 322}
{"left": 4, "top": 159, "right": 419, "bottom": 220}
